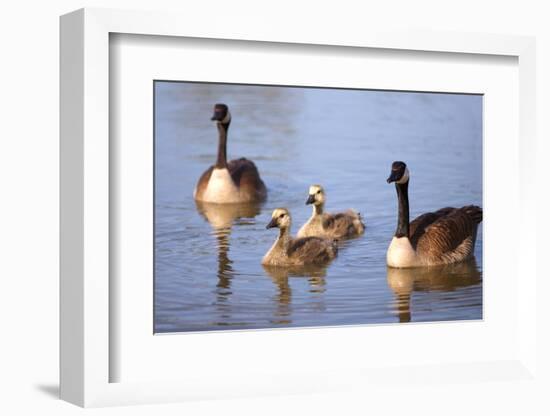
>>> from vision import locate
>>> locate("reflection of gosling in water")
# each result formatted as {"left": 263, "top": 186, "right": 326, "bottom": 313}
{"left": 262, "top": 208, "right": 338, "bottom": 267}
{"left": 297, "top": 185, "right": 365, "bottom": 239}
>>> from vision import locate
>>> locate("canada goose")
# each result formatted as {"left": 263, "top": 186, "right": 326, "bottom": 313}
{"left": 194, "top": 104, "right": 267, "bottom": 203}
{"left": 262, "top": 208, "right": 338, "bottom": 267}
{"left": 386, "top": 161, "right": 482, "bottom": 268}
{"left": 297, "top": 185, "right": 365, "bottom": 239}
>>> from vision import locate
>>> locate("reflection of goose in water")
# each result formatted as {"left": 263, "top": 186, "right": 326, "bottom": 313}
{"left": 387, "top": 259, "right": 482, "bottom": 323}
{"left": 262, "top": 264, "right": 328, "bottom": 324}
{"left": 195, "top": 200, "right": 262, "bottom": 296}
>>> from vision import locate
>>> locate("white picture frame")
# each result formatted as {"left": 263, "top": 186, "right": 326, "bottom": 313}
{"left": 60, "top": 7, "right": 538, "bottom": 408}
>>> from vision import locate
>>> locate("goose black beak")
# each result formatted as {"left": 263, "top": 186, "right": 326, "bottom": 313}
{"left": 387, "top": 171, "right": 400, "bottom": 183}
{"left": 306, "top": 194, "right": 316, "bottom": 205}
{"left": 211, "top": 111, "right": 224, "bottom": 121}
{"left": 266, "top": 218, "right": 278, "bottom": 229}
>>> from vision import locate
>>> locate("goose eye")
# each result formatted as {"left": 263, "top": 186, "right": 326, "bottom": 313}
{"left": 279, "top": 214, "right": 285, "bottom": 218}
{"left": 317, "top": 190, "right": 321, "bottom": 194}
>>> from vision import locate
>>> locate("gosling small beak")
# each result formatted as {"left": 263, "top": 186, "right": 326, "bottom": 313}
{"left": 387, "top": 171, "right": 400, "bottom": 183}
{"left": 306, "top": 194, "right": 315, "bottom": 205}
{"left": 266, "top": 218, "right": 278, "bottom": 229}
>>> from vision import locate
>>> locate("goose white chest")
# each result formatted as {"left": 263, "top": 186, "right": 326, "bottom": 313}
{"left": 386, "top": 237, "right": 419, "bottom": 268}
{"left": 200, "top": 168, "right": 240, "bottom": 203}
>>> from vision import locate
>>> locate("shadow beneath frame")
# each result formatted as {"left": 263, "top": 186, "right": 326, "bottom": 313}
{"left": 34, "top": 383, "right": 59, "bottom": 399}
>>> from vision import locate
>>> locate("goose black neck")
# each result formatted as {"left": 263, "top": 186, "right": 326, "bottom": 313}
{"left": 215, "top": 123, "right": 229, "bottom": 169}
{"left": 395, "top": 181, "right": 410, "bottom": 238}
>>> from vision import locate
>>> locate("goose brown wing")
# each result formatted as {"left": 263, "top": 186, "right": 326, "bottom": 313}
{"left": 228, "top": 158, "right": 267, "bottom": 198}
{"left": 194, "top": 165, "right": 214, "bottom": 199}
{"left": 287, "top": 237, "right": 337, "bottom": 264}
{"left": 413, "top": 206, "right": 482, "bottom": 264}
{"left": 409, "top": 207, "right": 455, "bottom": 247}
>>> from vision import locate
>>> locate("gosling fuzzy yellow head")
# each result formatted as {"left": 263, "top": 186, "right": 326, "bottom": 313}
{"left": 306, "top": 184, "right": 326, "bottom": 205}
{"left": 266, "top": 208, "right": 291, "bottom": 229}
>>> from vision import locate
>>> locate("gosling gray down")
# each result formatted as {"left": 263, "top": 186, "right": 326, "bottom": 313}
{"left": 262, "top": 208, "right": 338, "bottom": 267}
{"left": 297, "top": 185, "right": 365, "bottom": 239}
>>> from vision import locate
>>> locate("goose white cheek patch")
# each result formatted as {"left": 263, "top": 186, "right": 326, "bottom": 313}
{"left": 221, "top": 111, "right": 231, "bottom": 124}
{"left": 396, "top": 167, "right": 410, "bottom": 184}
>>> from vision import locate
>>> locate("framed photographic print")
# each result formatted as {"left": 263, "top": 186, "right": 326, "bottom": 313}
{"left": 60, "top": 8, "right": 538, "bottom": 408}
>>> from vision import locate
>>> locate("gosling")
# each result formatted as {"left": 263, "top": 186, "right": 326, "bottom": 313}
{"left": 262, "top": 208, "right": 338, "bottom": 267}
{"left": 297, "top": 185, "right": 365, "bottom": 239}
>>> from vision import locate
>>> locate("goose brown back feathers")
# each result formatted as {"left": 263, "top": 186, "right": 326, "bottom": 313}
{"left": 411, "top": 205, "right": 482, "bottom": 265}
{"left": 227, "top": 158, "right": 267, "bottom": 200}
